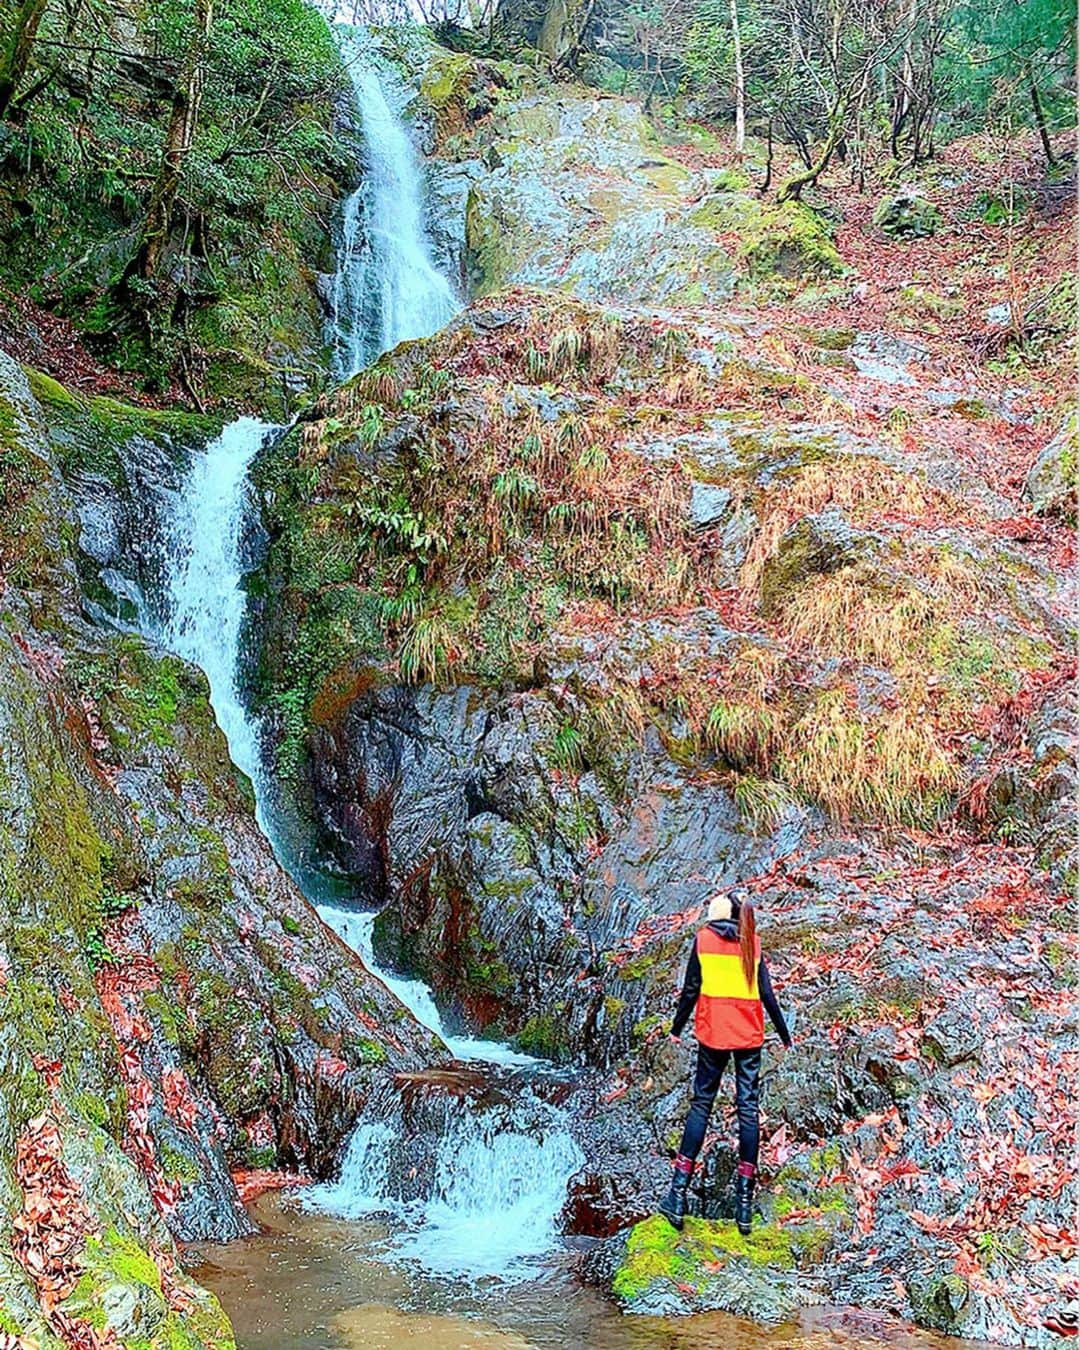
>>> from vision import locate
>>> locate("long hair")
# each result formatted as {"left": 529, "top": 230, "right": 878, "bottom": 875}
{"left": 738, "top": 899, "right": 757, "bottom": 987}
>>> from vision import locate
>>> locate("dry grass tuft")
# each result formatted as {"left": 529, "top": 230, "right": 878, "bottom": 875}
{"left": 740, "top": 458, "right": 949, "bottom": 596}
{"left": 778, "top": 690, "right": 956, "bottom": 826}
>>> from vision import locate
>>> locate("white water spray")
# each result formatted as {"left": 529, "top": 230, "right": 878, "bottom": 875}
{"left": 331, "top": 37, "right": 459, "bottom": 377}
{"left": 305, "top": 1106, "right": 584, "bottom": 1283}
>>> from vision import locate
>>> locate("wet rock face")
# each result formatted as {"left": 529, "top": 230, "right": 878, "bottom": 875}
{"left": 441, "top": 91, "right": 739, "bottom": 305}
{"left": 0, "top": 353, "right": 441, "bottom": 1343}
{"left": 25, "top": 372, "right": 220, "bottom": 627}
{"left": 310, "top": 674, "right": 805, "bottom": 1063}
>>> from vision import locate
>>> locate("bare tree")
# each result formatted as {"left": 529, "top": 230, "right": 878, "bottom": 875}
{"left": 729, "top": 0, "right": 745, "bottom": 149}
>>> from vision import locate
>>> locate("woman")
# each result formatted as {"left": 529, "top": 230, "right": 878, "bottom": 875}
{"left": 658, "top": 887, "right": 792, "bottom": 1235}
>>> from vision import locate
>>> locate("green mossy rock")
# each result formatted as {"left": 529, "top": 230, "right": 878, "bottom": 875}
{"left": 906, "top": 1271, "right": 971, "bottom": 1333}
{"left": 611, "top": 1213, "right": 815, "bottom": 1320}
{"left": 741, "top": 203, "right": 844, "bottom": 280}
{"left": 872, "top": 187, "right": 942, "bottom": 239}
{"left": 1024, "top": 415, "right": 1077, "bottom": 522}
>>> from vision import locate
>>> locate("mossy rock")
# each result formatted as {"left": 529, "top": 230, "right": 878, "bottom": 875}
{"left": 906, "top": 1271, "right": 970, "bottom": 1333}
{"left": 758, "top": 509, "right": 876, "bottom": 614}
{"left": 971, "top": 186, "right": 1030, "bottom": 225}
{"left": 872, "top": 188, "right": 942, "bottom": 239}
{"left": 611, "top": 1214, "right": 809, "bottom": 1321}
{"left": 1024, "top": 414, "right": 1077, "bottom": 522}
{"left": 25, "top": 368, "right": 218, "bottom": 488}
{"left": 60, "top": 1226, "right": 234, "bottom": 1348}
{"left": 741, "top": 203, "right": 844, "bottom": 280}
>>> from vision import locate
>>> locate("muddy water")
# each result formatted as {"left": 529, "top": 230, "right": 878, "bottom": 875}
{"left": 189, "top": 1193, "right": 993, "bottom": 1350}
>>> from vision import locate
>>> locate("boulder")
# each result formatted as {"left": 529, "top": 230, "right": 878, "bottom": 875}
{"left": 872, "top": 186, "right": 942, "bottom": 239}
{"left": 1023, "top": 416, "right": 1077, "bottom": 520}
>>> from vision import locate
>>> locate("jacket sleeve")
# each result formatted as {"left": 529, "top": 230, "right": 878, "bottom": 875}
{"left": 671, "top": 941, "right": 701, "bottom": 1037}
{"left": 758, "top": 956, "right": 792, "bottom": 1047}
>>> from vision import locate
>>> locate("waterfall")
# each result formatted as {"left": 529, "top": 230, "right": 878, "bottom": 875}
{"left": 148, "top": 34, "right": 580, "bottom": 1292}
{"left": 319, "top": 905, "right": 538, "bottom": 1068}
{"left": 158, "top": 416, "right": 274, "bottom": 812}
{"left": 303, "top": 1099, "right": 584, "bottom": 1283}
{"left": 331, "top": 35, "right": 459, "bottom": 378}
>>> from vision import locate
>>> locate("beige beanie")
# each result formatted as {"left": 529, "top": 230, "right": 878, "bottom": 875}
{"left": 707, "top": 893, "right": 732, "bottom": 921}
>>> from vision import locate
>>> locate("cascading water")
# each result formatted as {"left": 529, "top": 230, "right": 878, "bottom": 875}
{"left": 331, "top": 33, "right": 459, "bottom": 377}
{"left": 151, "top": 30, "right": 580, "bottom": 1294}
{"left": 157, "top": 417, "right": 272, "bottom": 793}
{"left": 303, "top": 1097, "right": 584, "bottom": 1283}
{"left": 319, "top": 905, "right": 538, "bottom": 1068}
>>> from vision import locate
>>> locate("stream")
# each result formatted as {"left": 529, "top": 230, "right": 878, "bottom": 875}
{"left": 145, "top": 21, "right": 991, "bottom": 1350}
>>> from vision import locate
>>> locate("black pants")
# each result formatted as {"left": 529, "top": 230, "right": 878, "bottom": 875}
{"left": 677, "top": 1044, "right": 762, "bottom": 1166}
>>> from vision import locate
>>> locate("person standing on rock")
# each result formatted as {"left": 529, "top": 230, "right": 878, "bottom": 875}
{"left": 659, "top": 887, "right": 792, "bottom": 1236}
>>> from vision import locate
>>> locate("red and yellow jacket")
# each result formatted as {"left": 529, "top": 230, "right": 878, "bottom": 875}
{"left": 671, "top": 919, "right": 791, "bottom": 1051}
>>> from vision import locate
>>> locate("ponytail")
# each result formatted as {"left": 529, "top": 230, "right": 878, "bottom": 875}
{"left": 738, "top": 899, "right": 757, "bottom": 987}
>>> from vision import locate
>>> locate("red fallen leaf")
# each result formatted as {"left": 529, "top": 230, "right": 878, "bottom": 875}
{"left": 601, "top": 1084, "right": 628, "bottom": 1104}
{"left": 162, "top": 1067, "right": 200, "bottom": 1132}
{"left": 1025, "top": 1223, "right": 1077, "bottom": 1260}
{"left": 676, "top": 1281, "right": 697, "bottom": 1295}
{"left": 31, "top": 1057, "right": 63, "bottom": 1089}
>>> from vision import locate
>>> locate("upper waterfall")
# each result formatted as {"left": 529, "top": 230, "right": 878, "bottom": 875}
{"left": 331, "top": 34, "right": 459, "bottom": 378}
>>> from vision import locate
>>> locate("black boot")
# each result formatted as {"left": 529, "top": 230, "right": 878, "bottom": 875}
{"left": 658, "top": 1155, "right": 694, "bottom": 1231}
{"left": 734, "top": 1163, "right": 755, "bottom": 1236}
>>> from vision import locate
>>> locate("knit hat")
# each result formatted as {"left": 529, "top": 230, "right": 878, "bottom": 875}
{"left": 708, "top": 886, "right": 750, "bottom": 921}
{"left": 707, "top": 893, "right": 732, "bottom": 921}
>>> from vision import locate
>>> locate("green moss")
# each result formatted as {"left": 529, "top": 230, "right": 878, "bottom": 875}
{"left": 281, "top": 914, "right": 302, "bottom": 936}
{"left": 92, "top": 1226, "right": 162, "bottom": 1291}
{"left": 602, "top": 995, "right": 626, "bottom": 1028}
{"left": 740, "top": 203, "right": 843, "bottom": 280}
{"left": 616, "top": 949, "right": 658, "bottom": 981}
{"left": 352, "top": 1036, "right": 389, "bottom": 1064}
{"left": 613, "top": 1212, "right": 803, "bottom": 1305}
{"left": 810, "top": 1141, "right": 843, "bottom": 1173}
{"left": 420, "top": 50, "right": 474, "bottom": 111}
{"left": 75, "top": 1091, "right": 111, "bottom": 1130}
{"left": 515, "top": 1011, "right": 571, "bottom": 1060}
{"left": 26, "top": 369, "right": 217, "bottom": 487}
{"left": 159, "top": 1142, "right": 202, "bottom": 1184}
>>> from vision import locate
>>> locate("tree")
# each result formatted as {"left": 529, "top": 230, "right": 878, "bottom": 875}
{"left": 126, "top": 0, "right": 214, "bottom": 284}
{"left": 729, "top": 0, "right": 745, "bottom": 149}
{"left": 0, "top": 0, "right": 50, "bottom": 120}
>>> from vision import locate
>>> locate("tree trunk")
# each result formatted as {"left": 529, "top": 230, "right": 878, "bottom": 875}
{"left": 127, "top": 0, "right": 213, "bottom": 284}
{"left": 538, "top": 0, "right": 592, "bottom": 69}
{"left": 1026, "top": 62, "right": 1056, "bottom": 166}
{"left": 729, "top": 0, "right": 745, "bottom": 152}
{"left": 777, "top": 104, "right": 845, "bottom": 203}
{"left": 0, "top": 0, "right": 49, "bottom": 122}
{"left": 759, "top": 114, "right": 774, "bottom": 192}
